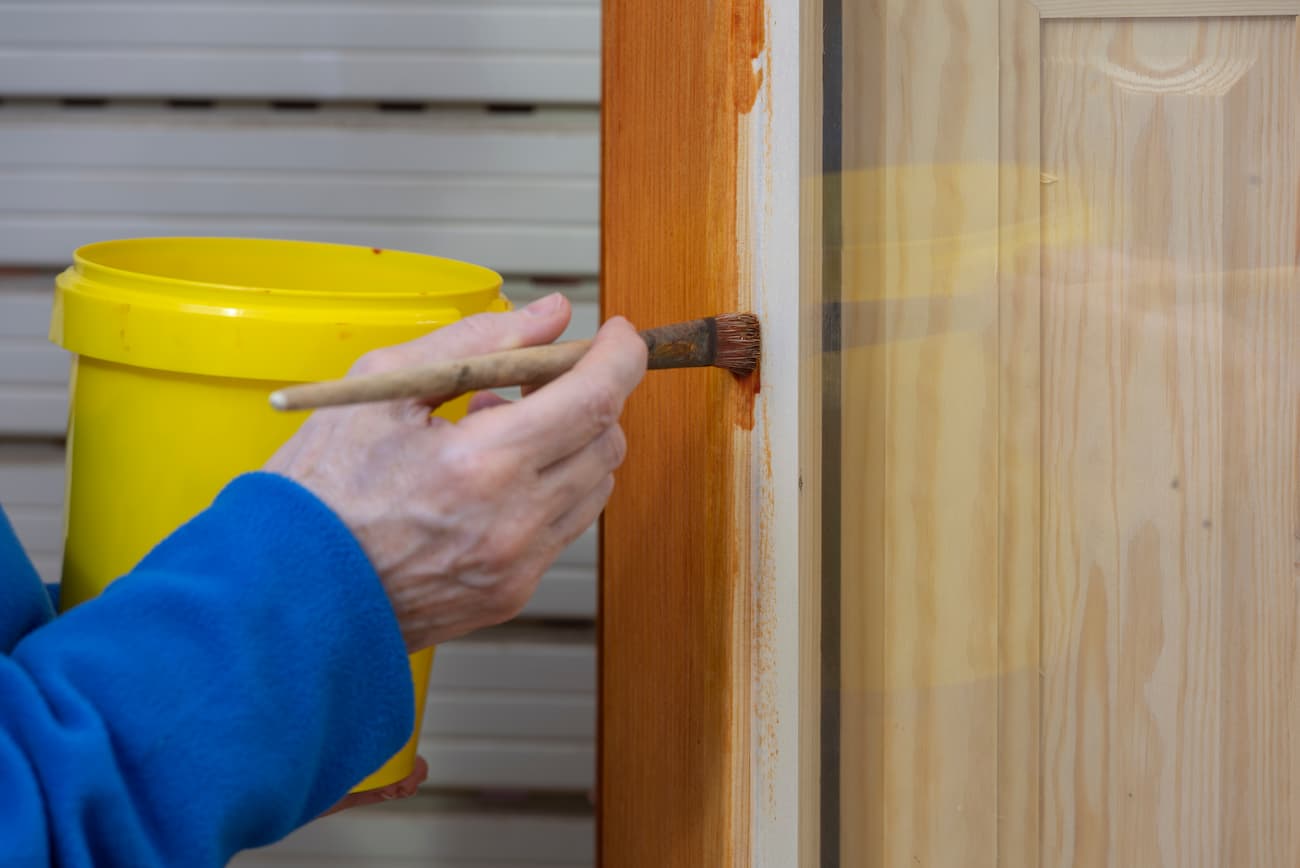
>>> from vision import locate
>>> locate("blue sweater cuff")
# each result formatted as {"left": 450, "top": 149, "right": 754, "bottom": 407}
{"left": 8, "top": 470, "right": 413, "bottom": 864}
{"left": 129, "top": 470, "right": 416, "bottom": 792}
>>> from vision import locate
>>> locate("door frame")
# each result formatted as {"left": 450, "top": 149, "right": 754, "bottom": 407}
{"left": 598, "top": 1, "right": 822, "bottom": 865}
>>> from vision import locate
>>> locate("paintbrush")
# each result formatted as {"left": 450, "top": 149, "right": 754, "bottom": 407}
{"left": 268, "top": 313, "right": 761, "bottom": 412}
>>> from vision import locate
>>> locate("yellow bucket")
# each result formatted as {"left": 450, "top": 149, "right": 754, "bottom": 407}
{"left": 49, "top": 236, "right": 509, "bottom": 792}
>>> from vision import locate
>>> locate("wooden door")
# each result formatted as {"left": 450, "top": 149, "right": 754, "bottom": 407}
{"left": 601, "top": 1, "right": 1299, "bottom": 866}
{"left": 826, "top": 2, "right": 1300, "bottom": 867}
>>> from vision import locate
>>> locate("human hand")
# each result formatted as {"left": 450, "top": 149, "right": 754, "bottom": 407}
{"left": 265, "top": 293, "right": 648, "bottom": 651}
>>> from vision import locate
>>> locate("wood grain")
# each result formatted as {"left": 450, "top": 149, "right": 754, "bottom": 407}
{"left": 1039, "top": 17, "right": 1299, "bottom": 868}
{"left": 1036, "top": 0, "right": 1300, "bottom": 17}
{"left": 827, "top": 6, "right": 1299, "bottom": 868}
{"left": 997, "top": 2, "right": 1045, "bottom": 866}
{"left": 1217, "top": 19, "right": 1299, "bottom": 867}
{"left": 799, "top": 0, "right": 825, "bottom": 865}
{"left": 835, "top": 0, "right": 884, "bottom": 860}
{"left": 598, "top": 0, "right": 763, "bottom": 866}
{"left": 837, "top": 1, "right": 1006, "bottom": 866}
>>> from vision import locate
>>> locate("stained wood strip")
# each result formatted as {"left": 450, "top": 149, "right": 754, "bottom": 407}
{"left": 599, "top": 0, "right": 762, "bottom": 865}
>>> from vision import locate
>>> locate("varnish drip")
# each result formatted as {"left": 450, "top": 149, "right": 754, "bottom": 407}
{"left": 733, "top": 368, "right": 761, "bottom": 431}
{"left": 733, "top": 0, "right": 767, "bottom": 114}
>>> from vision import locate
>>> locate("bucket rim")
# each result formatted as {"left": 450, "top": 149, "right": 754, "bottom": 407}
{"left": 52, "top": 235, "right": 510, "bottom": 382}
{"left": 70, "top": 235, "right": 503, "bottom": 301}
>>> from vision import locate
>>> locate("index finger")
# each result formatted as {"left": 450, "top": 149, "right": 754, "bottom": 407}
{"left": 459, "top": 316, "right": 648, "bottom": 468}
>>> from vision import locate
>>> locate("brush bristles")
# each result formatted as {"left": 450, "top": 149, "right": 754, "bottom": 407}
{"left": 713, "top": 313, "right": 761, "bottom": 376}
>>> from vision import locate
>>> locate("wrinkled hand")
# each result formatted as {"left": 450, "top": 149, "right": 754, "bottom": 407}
{"left": 265, "top": 293, "right": 647, "bottom": 651}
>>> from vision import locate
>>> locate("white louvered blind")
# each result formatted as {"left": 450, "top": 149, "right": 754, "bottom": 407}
{"left": 0, "top": 0, "right": 599, "bottom": 103}
{"left": 0, "top": 2, "right": 602, "bottom": 864}
{"left": 233, "top": 797, "right": 595, "bottom": 868}
{"left": 0, "top": 270, "right": 69, "bottom": 436}
{"left": 0, "top": 104, "right": 599, "bottom": 274}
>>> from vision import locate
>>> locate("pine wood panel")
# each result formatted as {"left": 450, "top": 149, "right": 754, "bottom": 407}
{"left": 837, "top": 1, "right": 1007, "bottom": 866}
{"left": 1036, "top": 0, "right": 1300, "bottom": 17}
{"left": 598, "top": 0, "right": 763, "bottom": 866}
{"left": 1040, "top": 17, "right": 1299, "bottom": 868}
{"left": 997, "top": 3, "right": 1046, "bottom": 865}
{"left": 798, "top": 0, "right": 825, "bottom": 862}
{"left": 831, "top": 5, "right": 1299, "bottom": 868}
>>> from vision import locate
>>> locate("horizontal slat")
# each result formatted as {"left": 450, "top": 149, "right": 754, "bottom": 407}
{"left": 238, "top": 862, "right": 587, "bottom": 868}
{"left": 424, "top": 692, "right": 593, "bottom": 742}
{"left": 519, "top": 566, "right": 594, "bottom": 619}
{"left": 0, "top": 216, "right": 592, "bottom": 275}
{"left": 0, "top": 107, "right": 599, "bottom": 174}
{"left": 238, "top": 861, "right": 587, "bottom": 868}
{"left": 0, "top": 1, "right": 599, "bottom": 103}
{"left": 420, "top": 741, "right": 593, "bottom": 792}
{"left": 421, "top": 630, "right": 595, "bottom": 790}
{"left": 0, "top": 271, "right": 57, "bottom": 332}
{"left": 0, "top": 390, "right": 67, "bottom": 437}
{"left": 0, "top": 277, "right": 69, "bottom": 435}
{"left": 233, "top": 798, "right": 592, "bottom": 867}
{"left": 0, "top": 172, "right": 591, "bottom": 223}
{"left": 0, "top": 105, "right": 598, "bottom": 275}
{"left": 5, "top": 508, "right": 61, "bottom": 555}
{"left": 0, "top": 442, "right": 65, "bottom": 505}
{"left": 0, "top": 344, "right": 69, "bottom": 385}
{"left": 428, "top": 631, "right": 594, "bottom": 694}
{"left": 0, "top": 444, "right": 65, "bottom": 576}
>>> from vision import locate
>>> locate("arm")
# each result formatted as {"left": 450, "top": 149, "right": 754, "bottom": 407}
{"left": 0, "top": 473, "right": 412, "bottom": 867}
{"left": 0, "top": 294, "right": 646, "bottom": 867}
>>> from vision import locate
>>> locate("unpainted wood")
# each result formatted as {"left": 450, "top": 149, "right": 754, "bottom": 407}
{"left": 1215, "top": 19, "right": 1299, "bottom": 868}
{"left": 838, "top": 1, "right": 1005, "bottom": 865}
{"left": 1039, "top": 16, "right": 1299, "bottom": 868}
{"left": 798, "top": 0, "right": 825, "bottom": 865}
{"left": 1035, "top": 0, "right": 1300, "bottom": 17}
{"left": 997, "top": 2, "right": 1045, "bottom": 866}
{"left": 831, "top": 6, "right": 1299, "bottom": 868}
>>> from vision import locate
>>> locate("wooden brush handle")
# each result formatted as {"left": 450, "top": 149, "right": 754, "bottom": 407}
{"left": 269, "top": 319, "right": 726, "bottom": 412}
{"left": 271, "top": 340, "right": 593, "bottom": 411}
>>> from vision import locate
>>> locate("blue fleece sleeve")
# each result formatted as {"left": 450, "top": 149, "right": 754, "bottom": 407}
{"left": 0, "top": 472, "right": 414, "bottom": 867}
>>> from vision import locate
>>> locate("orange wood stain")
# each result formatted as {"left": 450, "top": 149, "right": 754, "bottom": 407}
{"left": 598, "top": 0, "right": 764, "bottom": 865}
{"left": 734, "top": 370, "right": 761, "bottom": 431}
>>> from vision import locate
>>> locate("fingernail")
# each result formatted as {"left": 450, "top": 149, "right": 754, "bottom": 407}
{"left": 523, "top": 292, "right": 563, "bottom": 317}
